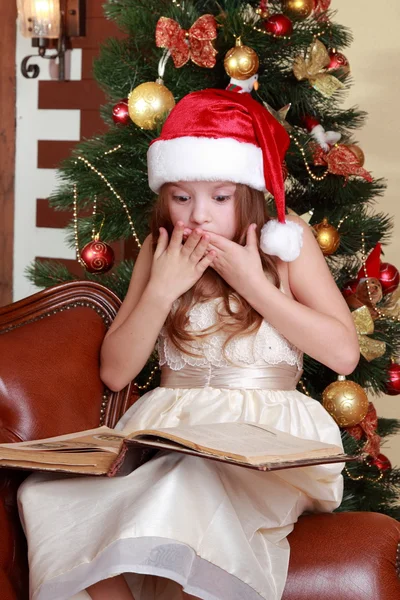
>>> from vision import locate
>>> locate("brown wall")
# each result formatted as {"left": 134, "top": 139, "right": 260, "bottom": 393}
{"left": 0, "top": 3, "right": 17, "bottom": 306}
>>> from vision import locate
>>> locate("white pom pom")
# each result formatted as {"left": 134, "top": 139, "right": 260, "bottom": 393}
{"left": 260, "top": 219, "right": 304, "bottom": 262}
{"left": 324, "top": 130, "right": 342, "bottom": 146}
{"left": 311, "top": 124, "right": 329, "bottom": 151}
{"left": 311, "top": 125, "right": 342, "bottom": 152}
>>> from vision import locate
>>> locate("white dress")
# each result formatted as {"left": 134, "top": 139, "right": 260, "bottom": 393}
{"left": 18, "top": 297, "right": 344, "bottom": 600}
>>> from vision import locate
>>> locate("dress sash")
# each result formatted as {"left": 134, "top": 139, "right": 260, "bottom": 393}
{"left": 160, "top": 363, "right": 303, "bottom": 391}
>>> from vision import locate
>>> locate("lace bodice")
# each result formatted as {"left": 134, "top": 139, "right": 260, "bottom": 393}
{"left": 157, "top": 298, "right": 303, "bottom": 371}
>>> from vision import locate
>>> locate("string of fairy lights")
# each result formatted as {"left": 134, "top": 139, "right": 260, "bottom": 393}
{"left": 289, "top": 134, "right": 329, "bottom": 181}
{"left": 72, "top": 149, "right": 141, "bottom": 270}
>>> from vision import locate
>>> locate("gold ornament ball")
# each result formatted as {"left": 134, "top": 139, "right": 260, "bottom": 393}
{"left": 346, "top": 144, "right": 365, "bottom": 167}
{"left": 224, "top": 40, "right": 259, "bottom": 80}
{"left": 128, "top": 80, "right": 175, "bottom": 130}
{"left": 322, "top": 377, "right": 369, "bottom": 427}
{"left": 312, "top": 218, "right": 340, "bottom": 256}
{"left": 282, "top": 0, "right": 314, "bottom": 19}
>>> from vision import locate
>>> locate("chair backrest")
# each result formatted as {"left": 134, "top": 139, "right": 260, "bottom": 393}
{"left": 0, "top": 281, "right": 137, "bottom": 444}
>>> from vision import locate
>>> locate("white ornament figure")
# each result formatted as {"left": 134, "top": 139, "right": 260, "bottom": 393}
{"left": 226, "top": 73, "right": 259, "bottom": 94}
{"left": 303, "top": 115, "right": 341, "bottom": 152}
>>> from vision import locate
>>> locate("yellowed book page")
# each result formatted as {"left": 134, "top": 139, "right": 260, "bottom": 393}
{"left": 0, "top": 456, "right": 113, "bottom": 475}
{"left": 129, "top": 422, "right": 343, "bottom": 464}
{"left": 0, "top": 426, "right": 125, "bottom": 458}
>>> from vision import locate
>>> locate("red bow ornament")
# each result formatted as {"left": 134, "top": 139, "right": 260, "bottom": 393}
{"left": 345, "top": 402, "right": 381, "bottom": 458}
{"left": 313, "top": 144, "right": 373, "bottom": 182}
{"left": 155, "top": 15, "right": 217, "bottom": 69}
{"left": 314, "top": 0, "right": 331, "bottom": 14}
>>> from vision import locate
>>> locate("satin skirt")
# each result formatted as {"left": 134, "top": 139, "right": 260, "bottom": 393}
{"left": 18, "top": 365, "right": 344, "bottom": 600}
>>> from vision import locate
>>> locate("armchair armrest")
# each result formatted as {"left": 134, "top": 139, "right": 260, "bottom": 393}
{"left": 283, "top": 511, "right": 400, "bottom": 600}
{"left": 0, "top": 281, "right": 140, "bottom": 600}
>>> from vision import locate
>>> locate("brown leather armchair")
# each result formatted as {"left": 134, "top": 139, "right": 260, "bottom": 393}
{"left": 1, "top": 281, "right": 400, "bottom": 600}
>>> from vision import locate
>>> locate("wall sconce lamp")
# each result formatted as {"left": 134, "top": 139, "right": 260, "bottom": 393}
{"left": 17, "top": 0, "right": 85, "bottom": 80}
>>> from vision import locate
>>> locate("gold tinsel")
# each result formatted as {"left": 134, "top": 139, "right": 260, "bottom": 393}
{"left": 352, "top": 306, "right": 386, "bottom": 362}
{"left": 293, "top": 39, "right": 345, "bottom": 97}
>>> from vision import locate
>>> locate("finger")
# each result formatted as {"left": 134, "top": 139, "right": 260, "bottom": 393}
{"left": 182, "top": 228, "right": 204, "bottom": 255}
{"left": 189, "top": 232, "right": 211, "bottom": 261}
{"left": 169, "top": 221, "right": 185, "bottom": 250}
{"left": 246, "top": 223, "right": 258, "bottom": 247}
{"left": 182, "top": 228, "right": 193, "bottom": 243}
{"left": 207, "top": 242, "right": 219, "bottom": 254}
{"left": 197, "top": 250, "right": 216, "bottom": 273}
{"left": 203, "top": 231, "right": 230, "bottom": 250}
{"left": 154, "top": 227, "right": 168, "bottom": 258}
{"left": 208, "top": 256, "right": 221, "bottom": 274}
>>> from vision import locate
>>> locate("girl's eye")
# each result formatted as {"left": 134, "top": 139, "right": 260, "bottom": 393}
{"left": 173, "top": 195, "right": 190, "bottom": 202}
{"left": 214, "top": 195, "right": 231, "bottom": 202}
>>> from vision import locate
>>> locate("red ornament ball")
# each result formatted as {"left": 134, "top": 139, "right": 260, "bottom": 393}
{"left": 112, "top": 99, "right": 130, "bottom": 125}
{"left": 264, "top": 14, "right": 293, "bottom": 36}
{"left": 385, "top": 363, "right": 400, "bottom": 396}
{"left": 367, "top": 453, "right": 392, "bottom": 472}
{"left": 379, "top": 262, "right": 400, "bottom": 295}
{"left": 327, "top": 49, "right": 350, "bottom": 75}
{"left": 80, "top": 239, "right": 115, "bottom": 274}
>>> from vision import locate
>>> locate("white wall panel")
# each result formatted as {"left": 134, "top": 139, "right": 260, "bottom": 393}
{"left": 14, "top": 32, "right": 82, "bottom": 302}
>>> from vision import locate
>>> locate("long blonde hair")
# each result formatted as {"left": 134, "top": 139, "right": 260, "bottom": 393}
{"left": 150, "top": 183, "right": 280, "bottom": 357}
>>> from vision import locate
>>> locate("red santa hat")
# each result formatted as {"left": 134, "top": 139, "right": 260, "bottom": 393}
{"left": 147, "top": 88, "right": 303, "bottom": 261}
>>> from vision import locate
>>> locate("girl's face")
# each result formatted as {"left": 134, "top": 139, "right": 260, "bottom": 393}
{"left": 166, "top": 181, "right": 238, "bottom": 240}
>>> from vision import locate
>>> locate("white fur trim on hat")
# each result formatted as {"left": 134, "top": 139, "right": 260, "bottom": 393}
{"left": 147, "top": 136, "right": 266, "bottom": 193}
{"left": 260, "top": 219, "right": 303, "bottom": 262}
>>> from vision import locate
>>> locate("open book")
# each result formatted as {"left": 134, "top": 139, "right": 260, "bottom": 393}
{"left": 0, "top": 422, "right": 356, "bottom": 477}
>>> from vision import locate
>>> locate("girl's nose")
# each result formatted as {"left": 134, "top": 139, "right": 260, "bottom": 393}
{"left": 190, "top": 202, "right": 211, "bottom": 226}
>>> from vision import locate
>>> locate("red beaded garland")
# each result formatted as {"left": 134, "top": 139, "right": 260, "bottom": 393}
{"left": 264, "top": 14, "right": 293, "bottom": 36}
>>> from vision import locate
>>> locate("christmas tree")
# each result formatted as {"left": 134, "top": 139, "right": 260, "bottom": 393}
{"left": 27, "top": 0, "right": 400, "bottom": 516}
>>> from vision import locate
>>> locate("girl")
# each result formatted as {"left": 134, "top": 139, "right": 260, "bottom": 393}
{"left": 18, "top": 89, "right": 360, "bottom": 600}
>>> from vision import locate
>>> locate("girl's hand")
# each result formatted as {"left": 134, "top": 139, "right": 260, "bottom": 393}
{"left": 148, "top": 222, "right": 216, "bottom": 302}
{"left": 206, "top": 224, "right": 266, "bottom": 294}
